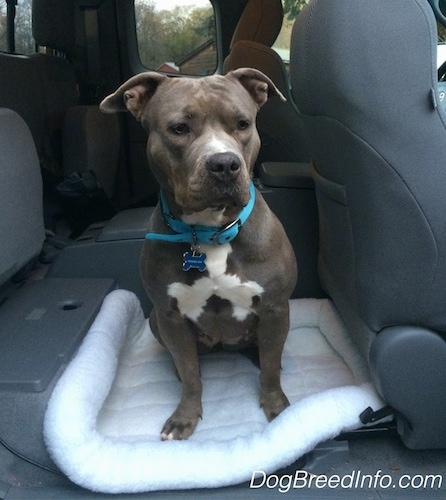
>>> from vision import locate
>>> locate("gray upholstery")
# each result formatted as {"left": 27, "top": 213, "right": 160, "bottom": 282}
{"left": 224, "top": 0, "right": 310, "bottom": 162}
{"left": 291, "top": 0, "right": 446, "bottom": 448}
{"left": 0, "top": 109, "right": 45, "bottom": 284}
{"left": 0, "top": 53, "right": 46, "bottom": 161}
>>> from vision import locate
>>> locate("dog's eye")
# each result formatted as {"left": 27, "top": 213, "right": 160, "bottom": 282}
{"left": 171, "top": 123, "right": 190, "bottom": 135}
{"left": 238, "top": 120, "right": 250, "bottom": 130}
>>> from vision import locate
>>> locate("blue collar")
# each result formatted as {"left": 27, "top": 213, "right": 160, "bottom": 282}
{"left": 145, "top": 181, "right": 256, "bottom": 246}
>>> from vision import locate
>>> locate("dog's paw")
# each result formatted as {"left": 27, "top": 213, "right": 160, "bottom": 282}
{"left": 161, "top": 409, "right": 202, "bottom": 440}
{"left": 261, "top": 389, "right": 290, "bottom": 422}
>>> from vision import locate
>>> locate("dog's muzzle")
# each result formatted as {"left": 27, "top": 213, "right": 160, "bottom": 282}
{"left": 206, "top": 152, "right": 241, "bottom": 184}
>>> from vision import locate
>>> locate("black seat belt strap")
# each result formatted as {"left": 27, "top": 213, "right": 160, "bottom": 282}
{"left": 83, "top": 7, "right": 104, "bottom": 97}
{"left": 6, "top": 0, "right": 17, "bottom": 52}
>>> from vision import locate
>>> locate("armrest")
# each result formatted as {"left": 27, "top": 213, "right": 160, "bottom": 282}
{"left": 259, "top": 162, "right": 314, "bottom": 189}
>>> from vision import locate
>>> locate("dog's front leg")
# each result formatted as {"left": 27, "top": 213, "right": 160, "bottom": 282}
{"left": 151, "top": 309, "right": 203, "bottom": 440}
{"left": 256, "top": 303, "right": 291, "bottom": 421}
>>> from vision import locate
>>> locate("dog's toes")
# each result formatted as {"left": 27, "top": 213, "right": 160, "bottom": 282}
{"left": 160, "top": 421, "right": 194, "bottom": 441}
{"left": 160, "top": 410, "right": 201, "bottom": 440}
{"left": 261, "top": 389, "right": 290, "bottom": 422}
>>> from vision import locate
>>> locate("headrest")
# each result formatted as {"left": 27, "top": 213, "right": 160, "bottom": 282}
{"left": 32, "top": 0, "right": 76, "bottom": 53}
{"left": 230, "top": 0, "right": 283, "bottom": 49}
{"left": 224, "top": 40, "right": 289, "bottom": 97}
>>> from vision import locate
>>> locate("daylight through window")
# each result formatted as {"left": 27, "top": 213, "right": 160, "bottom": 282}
{"left": 135, "top": 0, "right": 216, "bottom": 76}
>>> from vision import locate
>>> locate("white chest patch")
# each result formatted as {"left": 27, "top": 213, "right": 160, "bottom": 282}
{"left": 167, "top": 243, "right": 264, "bottom": 323}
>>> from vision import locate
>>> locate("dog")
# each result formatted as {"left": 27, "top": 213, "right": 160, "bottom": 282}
{"left": 100, "top": 68, "right": 298, "bottom": 440}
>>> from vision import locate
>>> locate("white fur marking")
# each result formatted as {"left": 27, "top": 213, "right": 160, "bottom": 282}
{"left": 167, "top": 243, "right": 264, "bottom": 322}
{"left": 181, "top": 208, "right": 226, "bottom": 227}
{"left": 207, "top": 135, "right": 233, "bottom": 154}
{"left": 202, "top": 244, "right": 231, "bottom": 278}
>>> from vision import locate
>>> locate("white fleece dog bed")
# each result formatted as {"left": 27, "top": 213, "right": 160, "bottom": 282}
{"left": 44, "top": 290, "right": 383, "bottom": 493}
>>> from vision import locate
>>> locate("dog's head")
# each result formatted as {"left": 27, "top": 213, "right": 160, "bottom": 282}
{"left": 101, "top": 68, "right": 284, "bottom": 220}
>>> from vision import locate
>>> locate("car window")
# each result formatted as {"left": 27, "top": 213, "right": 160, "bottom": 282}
{"left": 272, "top": 0, "right": 310, "bottom": 72}
{"left": 0, "top": 0, "right": 35, "bottom": 54}
{"left": 135, "top": 0, "right": 216, "bottom": 75}
{"left": 14, "top": 0, "right": 34, "bottom": 53}
{"left": 438, "top": 22, "right": 446, "bottom": 67}
{"left": 0, "top": 3, "right": 5, "bottom": 51}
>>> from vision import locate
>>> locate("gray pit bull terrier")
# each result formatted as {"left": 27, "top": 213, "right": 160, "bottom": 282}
{"left": 100, "top": 68, "right": 298, "bottom": 440}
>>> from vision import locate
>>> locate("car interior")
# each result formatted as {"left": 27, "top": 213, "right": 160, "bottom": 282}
{"left": 1, "top": 0, "right": 446, "bottom": 497}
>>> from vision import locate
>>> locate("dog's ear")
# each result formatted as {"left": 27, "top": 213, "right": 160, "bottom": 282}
{"left": 228, "top": 68, "right": 286, "bottom": 108}
{"left": 100, "top": 72, "right": 168, "bottom": 120}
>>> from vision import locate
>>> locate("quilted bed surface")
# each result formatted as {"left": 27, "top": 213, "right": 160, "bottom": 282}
{"left": 44, "top": 290, "right": 382, "bottom": 493}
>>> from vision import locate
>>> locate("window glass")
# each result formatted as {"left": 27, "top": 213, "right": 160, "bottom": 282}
{"left": 438, "top": 22, "right": 446, "bottom": 68}
{"left": 272, "top": 0, "right": 310, "bottom": 71}
{"left": 0, "top": 0, "right": 35, "bottom": 54}
{"left": 15, "top": 0, "right": 34, "bottom": 54}
{"left": 135, "top": 0, "right": 216, "bottom": 75}
{"left": 0, "top": 2, "right": 7, "bottom": 51}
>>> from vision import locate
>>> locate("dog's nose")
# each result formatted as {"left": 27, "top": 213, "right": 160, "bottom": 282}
{"left": 206, "top": 152, "right": 241, "bottom": 182}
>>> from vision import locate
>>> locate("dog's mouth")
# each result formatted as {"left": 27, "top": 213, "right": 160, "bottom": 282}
{"left": 209, "top": 182, "right": 250, "bottom": 207}
{"left": 178, "top": 182, "right": 249, "bottom": 212}
{"left": 210, "top": 203, "right": 226, "bottom": 211}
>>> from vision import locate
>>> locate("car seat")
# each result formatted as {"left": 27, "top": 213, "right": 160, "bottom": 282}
{"left": 290, "top": 0, "right": 446, "bottom": 449}
{"left": 0, "top": 106, "right": 115, "bottom": 391}
{"left": 0, "top": 108, "right": 117, "bottom": 476}
{"left": 31, "top": 0, "right": 120, "bottom": 203}
{"left": 224, "top": 0, "right": 310, "bottom": 162}
{"left": 0, "top": 108, "right": 45, "bottom": 281}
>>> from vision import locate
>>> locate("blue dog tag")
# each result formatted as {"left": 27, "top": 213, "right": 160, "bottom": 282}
{"left": 182, "top": 251, "right": 207, "bottom": 272}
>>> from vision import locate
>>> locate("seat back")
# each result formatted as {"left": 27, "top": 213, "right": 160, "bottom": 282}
{"left": 291, "top": 0, "right": 446, "bottom": 350}
{"left": 227, "top": 0, "right": 283, "bottom": 49}
{"left": 0, "top": 109, "right": 45, "bottom": 284}
{"left": 224, "top": 0, "right": 310, "bottom": 162}
{"left": 290, "top": 0, "right": 446, "bottom": 449}
{"left": 0, "top": 53, "right": 47, "bottom": 163}
{"left": 31, "top": 0, "right": 120, "bottom": 200}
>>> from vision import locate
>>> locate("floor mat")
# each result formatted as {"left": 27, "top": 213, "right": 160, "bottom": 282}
{"left": 44, "top": 290, "right": 383, "bottom": 493}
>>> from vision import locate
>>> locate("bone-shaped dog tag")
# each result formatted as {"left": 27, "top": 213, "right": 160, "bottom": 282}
{"left": 182, "top": 251, "right": 207, "bottom": 272}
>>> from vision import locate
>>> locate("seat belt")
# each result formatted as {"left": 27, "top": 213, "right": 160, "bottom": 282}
{"left": 82, "top": 6, "right": 104, "bottom": 99}
{"left": 6, "top": 0, "right": 17, "bottom": 52}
